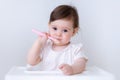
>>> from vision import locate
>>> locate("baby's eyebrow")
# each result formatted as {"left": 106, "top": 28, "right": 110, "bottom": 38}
{"left": 51, "top": 24, "right": 56, "bottom": 27}
{"left": 51, "top": 24, "right": 72, "bottom": 30}
{"left": 63, "top": 27, "right": 72, "bottom": 30}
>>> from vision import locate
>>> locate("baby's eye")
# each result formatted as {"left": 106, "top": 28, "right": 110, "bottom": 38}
{"left": 52, "top": 27, "right": 57, "bottom": 30}
{"left": 63, "top": 29, "right": 68, "bottom": 32}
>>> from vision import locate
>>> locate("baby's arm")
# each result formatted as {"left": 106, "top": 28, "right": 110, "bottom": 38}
{"left": 71, "top": 58, "right": 87, "bottom": 74}
{"left": 27, "top": 34, "right": 48, "bottom": 66}
{"left": 59, "top": 58, "right": 87, "bottom": 75}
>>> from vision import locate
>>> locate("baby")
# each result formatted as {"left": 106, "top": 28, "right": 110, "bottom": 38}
{"left": 27, "top": 5, "right": 88, "bottom": 75}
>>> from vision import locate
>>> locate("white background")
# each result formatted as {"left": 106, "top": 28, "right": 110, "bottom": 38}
{"left": 0, "top": 0, "right": 120, "bottom": 80}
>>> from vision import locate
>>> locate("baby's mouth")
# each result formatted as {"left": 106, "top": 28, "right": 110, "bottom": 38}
{"left": 51, "top": 37, "right": 61, "bottom": 43}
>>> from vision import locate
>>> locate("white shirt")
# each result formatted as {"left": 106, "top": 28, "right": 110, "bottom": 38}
{"left": 27, "top": 40, "right": 87, "bottom": 71}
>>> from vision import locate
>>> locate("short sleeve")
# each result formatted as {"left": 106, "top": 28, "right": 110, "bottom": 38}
{"left": 73, "top": 43, "right": 88, "bottom": 60}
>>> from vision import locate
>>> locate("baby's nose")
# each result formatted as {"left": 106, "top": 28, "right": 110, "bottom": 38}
{"left": 56, "top": 31, "right": 62, "bottom": 36}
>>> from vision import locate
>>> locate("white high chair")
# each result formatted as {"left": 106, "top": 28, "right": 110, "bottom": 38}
{"left": 5, "top": 66, "right": 115, "bottom": 80}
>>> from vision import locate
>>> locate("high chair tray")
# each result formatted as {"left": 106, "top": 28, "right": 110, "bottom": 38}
{"left": 5, "top": 66, "right": 115, "bottom": 80}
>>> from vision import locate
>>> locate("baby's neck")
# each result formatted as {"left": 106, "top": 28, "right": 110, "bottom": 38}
{"left": 52, "top": 42, "right": 70, "bottom": 51}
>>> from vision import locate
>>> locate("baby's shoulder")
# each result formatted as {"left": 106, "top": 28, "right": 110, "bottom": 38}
{"left": 67, "top": 42, "right": 83, "bottom": 52}
{"left": 70, "top": 42, "right": 83, "bottom": 49}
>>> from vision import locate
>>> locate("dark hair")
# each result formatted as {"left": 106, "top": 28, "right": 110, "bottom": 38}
{"left": 49, "top": 5, "right": 79, "bottom": 29}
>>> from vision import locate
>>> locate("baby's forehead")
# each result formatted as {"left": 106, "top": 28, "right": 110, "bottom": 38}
{"left": 49, "top": 19, "right": 74, "bottom": 28}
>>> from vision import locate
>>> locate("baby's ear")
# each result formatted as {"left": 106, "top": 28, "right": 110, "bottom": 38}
{"left": 72, "top": 27, "right": 79, "bottom": 36}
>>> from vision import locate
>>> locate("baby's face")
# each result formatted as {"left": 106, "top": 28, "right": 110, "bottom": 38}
{"left": 48, "top": 19, "right": 75, "bottom": 46}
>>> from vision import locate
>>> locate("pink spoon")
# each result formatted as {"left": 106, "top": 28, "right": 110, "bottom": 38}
{"left": 32, "top": 29, "right": 56, "bottom": 41}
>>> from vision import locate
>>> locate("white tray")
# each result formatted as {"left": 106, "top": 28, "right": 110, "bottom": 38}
{"left": 5, "top": 66, "right": 115, "bottom": 80}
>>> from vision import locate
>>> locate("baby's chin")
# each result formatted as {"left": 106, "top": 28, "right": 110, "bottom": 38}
{"left": 53, "top": 42, "right": 69, "bottom": 46}
{"left": 52, "top": 42, "right": 63, "bottom": 46}
{"left": 53, "top": 42, "right": 61, "bottom": 46}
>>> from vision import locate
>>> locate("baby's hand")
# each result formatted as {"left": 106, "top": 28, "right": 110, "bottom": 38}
{"left": 37, "top": 32, "right": 48, "bottom": 44}
{"left": 59, "top": 64, "right": 73, "bottom": 75}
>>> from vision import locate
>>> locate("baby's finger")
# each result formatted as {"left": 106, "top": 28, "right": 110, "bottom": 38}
{"left": 59, "top": 64, "right": 65, "bottom": 69}
{"left": 48, "top": 37, "right": 59, "bottom": 43}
